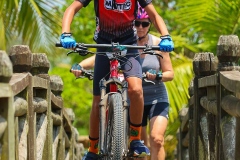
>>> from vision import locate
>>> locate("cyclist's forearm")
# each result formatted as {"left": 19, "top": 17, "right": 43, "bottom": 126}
{"left": 152, "top": 15, "right": 169, "bottom": 36}
{"left": 62, "top": 1, "right": 83, "bottom": 33}
{"left": 145, "top": 4, "right": 169, "bottom": 36}
{"left": 161, "top": 71, "right": 174, "bottom": 82}
{"left": 79, "top": 55, "right": 95, "bottom": 69}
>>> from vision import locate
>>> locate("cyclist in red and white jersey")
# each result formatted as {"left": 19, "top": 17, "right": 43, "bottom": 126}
{"left": 60, "top": 0, "right": 174, "bottom": 159}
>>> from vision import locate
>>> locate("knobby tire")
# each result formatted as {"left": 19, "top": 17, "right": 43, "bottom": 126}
{"left": 104, "top": 93, "right": 124, "bottom": 160}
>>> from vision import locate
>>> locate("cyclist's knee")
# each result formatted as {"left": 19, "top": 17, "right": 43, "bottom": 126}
{"left": 150, "top": 134, "right": 165, "bottom": 148}
{"left": 128, "top": 86, "right": 142, "bottom": 98}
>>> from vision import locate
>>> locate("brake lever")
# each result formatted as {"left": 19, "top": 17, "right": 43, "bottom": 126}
{"left": 66, "top": 44, "right": 89, "bottom": 56}
{"left": 143, "top": 44, "right": 163, "bottom": 59}
{"left": 84, "top": 72, "right": 94, "bottom": 80}
{"left": 75, "top": 70, "right": 94, "bottom": 80}
{"left": 67, "top": 50, "right": 76, "bottom": 56}
{"left": 154, "top": 53, "right": 163, "bottom": 59}
{"left": 142, "top": 73, "right": 155, "bottom": 85}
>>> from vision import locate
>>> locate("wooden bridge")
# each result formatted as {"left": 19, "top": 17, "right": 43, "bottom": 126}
{"left": 0, "top": 35, "right": 240, "bottom": 160}
{"left": 177, "top": 35, "right": 240, "bottom": 160}
{"left": 0, "top": 45, "right": 84, "bottom": 160}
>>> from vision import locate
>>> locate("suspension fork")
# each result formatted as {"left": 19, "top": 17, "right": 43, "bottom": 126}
{"left": 99, "top": 78, "right": 108, "bottom": 155}
{"left": 122, "top": 80, "right": 130, "bottom": 156}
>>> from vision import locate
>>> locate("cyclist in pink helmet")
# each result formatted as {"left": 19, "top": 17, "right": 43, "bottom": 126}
{"left": 135, "top": 3, "right": 151, "bottom": 40}
{"left": 136, "top": 2, "right": 150, "bottom": 20}
{"left": 134, "top": 2, "right": 174, "bottom": 160}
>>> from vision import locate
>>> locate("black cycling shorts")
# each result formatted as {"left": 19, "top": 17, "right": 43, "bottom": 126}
{"left": 142, "top": 102, "right": 169, "bottom": 126}
{"left": 93, "top": 46, "right": 142, "bottom": 96}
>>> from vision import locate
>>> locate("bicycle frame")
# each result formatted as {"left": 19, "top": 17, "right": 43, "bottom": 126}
{"left": 98, "top": 56, "right": 130, "bottom": 158}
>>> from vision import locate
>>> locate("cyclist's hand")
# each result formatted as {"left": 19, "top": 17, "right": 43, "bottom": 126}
{"left": 60, "top": 33, "right": 76, "bottom": 49}
{"left": 159, "top": 35, "right": 174, "bottom": 52}
{"left": 70, "top": 63, "right": 83, "bottom": 78}
{"left": 146, "top": 69, "right": 157, "bottom": 81}
{"left": 146, "top": 69, "right": 162, "bottom": 81}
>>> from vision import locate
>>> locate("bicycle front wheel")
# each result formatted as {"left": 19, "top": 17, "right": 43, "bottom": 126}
{"left": 105, "top": 93, "right": 124, "bottom": 160}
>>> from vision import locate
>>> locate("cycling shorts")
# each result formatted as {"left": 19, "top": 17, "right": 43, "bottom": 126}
{"left": 142, "top": 102, "right": 169, "bottom": 126}
{"left": 93, "top": 45, "right": 142, "bottom": 96}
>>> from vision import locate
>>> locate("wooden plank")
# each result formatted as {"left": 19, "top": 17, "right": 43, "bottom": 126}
{"left": 179, "top": 107, "right": 189, "bottom": 132}
{"left": 27, "top": 76, "right": 36, "bottom": 160}
{"left": 0, "top": 83, "right": 12, "bottom": 97}
{"left": 32, "top": 76, "right": 48, "bottom": 89}
{"left": 200, "top": 96, "right": 217, "bottom": 115}
{"left": 9, "top": 73, "right": 30, "bottom": 96}
{"left": 220, "top": 71, "right": 240, "bottom": 94}
{"left": 198, "top": 74, "right": 217, "bottom": 88}
{"left": 0, "top": 96, "right": 15, "bottom": 160}
{"left": 221, "top": 95, "right": 240, "bottom": 117}
{"left": 51, "top": 92, "right": 63, "bottom": 109}
{"left": 189, "top": 95, "right": 194, "bottom": 106}
{"left": 63, "top": 109, "right": 72, "bottom": 133}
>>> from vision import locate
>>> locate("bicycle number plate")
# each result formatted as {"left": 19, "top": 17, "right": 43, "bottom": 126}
{"left": 118, "top": 73, "right": 124, "bottom": 82}
{"left": 106, "top": 50, "right": 127, "bottom": 59}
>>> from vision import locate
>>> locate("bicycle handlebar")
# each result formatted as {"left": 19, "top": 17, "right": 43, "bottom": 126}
{"left": 56, "top": 42, "right": 163, "bottom": 58}
{"left": 55, "top": 42, "right": 160, "bottom": 50}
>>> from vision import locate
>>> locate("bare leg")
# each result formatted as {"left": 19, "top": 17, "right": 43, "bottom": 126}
{"left": 126, "top": 77, "right": 143, "bottom": 124}
{"left": 149, "top": 116, "right": 168, "bottom": 160}
{"left": 89, "top": 96, "right": 101, "bottom": 138}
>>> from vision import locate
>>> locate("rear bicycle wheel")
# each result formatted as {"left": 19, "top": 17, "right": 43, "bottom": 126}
{"left": 104, "top": 93, "right": 124, "bottom": 160}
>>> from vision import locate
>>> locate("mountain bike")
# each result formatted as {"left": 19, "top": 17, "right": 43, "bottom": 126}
{"left": 56, "top": 42, "right": 162, "bottom": 160}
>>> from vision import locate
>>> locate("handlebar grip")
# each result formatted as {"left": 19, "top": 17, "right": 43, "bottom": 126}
{"left": 143, "top": 71, "right": 162, "bottom": 81}
{"left": 56, "top": 43, "right": 62, "bottom": 47}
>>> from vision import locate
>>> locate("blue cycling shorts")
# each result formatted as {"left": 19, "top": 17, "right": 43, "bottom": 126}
{"left": 142, "top": 102, "right": 169, "bottom": 126}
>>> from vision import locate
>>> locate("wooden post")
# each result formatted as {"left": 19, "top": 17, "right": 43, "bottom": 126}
{"left": 9, "top": 45, "right": 34, "bottom": 160}
{"left": 0, "top": 50, "right": 15, "bottom": 160}
{"left": 192, "top": 52, "right": 216, "bottom": 160}
{"left": 31, "top": 53, "right": 51, "bottom": 160}
{"left": 217, "top": 35, "right": 240, "bottom": 160}
{"left": 188, "top": 79, "right": 194, "bottom": 160}
{"left": 50, "top": 75, "right": 64, "bottom": 160}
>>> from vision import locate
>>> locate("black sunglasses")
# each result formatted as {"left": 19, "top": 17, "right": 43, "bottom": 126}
{"left": 134, "top": 20, "right": 151, "bottom": 28}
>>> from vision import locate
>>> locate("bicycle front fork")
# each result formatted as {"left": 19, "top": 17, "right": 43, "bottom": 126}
{"left": 98, "top": 79, "right": 129, "bottom": 157}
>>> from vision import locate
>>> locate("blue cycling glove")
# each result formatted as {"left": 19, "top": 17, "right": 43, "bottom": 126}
{"left": 159, "top": 35, "right": 174, "bottom": 52}
{"left": 148, "top": 69, "right": 156, "bottom": 74}
{"left": 147, "top": 69, "right": 162, "bottom": 80}
{"left": 71, "top": 63, "right": 82, "bottom": 71}
{"left": 60, "top": 33, "right": 76, "bottom": 48}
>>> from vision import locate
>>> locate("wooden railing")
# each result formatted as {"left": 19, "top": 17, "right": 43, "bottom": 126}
{"left": 0, "top": 45, "right": 84, "bottom": 160}
{"left": 177, "top": 35, "right": 240, "bottom": 160}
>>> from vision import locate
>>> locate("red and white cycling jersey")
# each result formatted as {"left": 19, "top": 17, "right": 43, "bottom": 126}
{"left": 79, "top": 0, "right": 151, "bottom": 41}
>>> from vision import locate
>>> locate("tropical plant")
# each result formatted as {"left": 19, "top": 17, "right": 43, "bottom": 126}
{"left": 0, "top": 0, "right": 63, "bottom": 53}
{"left": 175, "top": 0, "right": 240, "bottom": 54}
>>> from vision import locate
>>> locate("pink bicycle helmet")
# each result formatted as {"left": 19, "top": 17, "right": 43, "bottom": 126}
{"left": 136, "top": 3, "right": 149, "bottom": 19}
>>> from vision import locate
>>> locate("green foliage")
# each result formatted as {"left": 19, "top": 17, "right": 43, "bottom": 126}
{"left": 0, "top": 0, "right": 63, "bottom": 53}
{"left": 175, "top": 0, "right": 240, "bottom": 54}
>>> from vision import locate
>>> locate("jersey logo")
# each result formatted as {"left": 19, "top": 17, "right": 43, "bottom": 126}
{"left": 104, "top": 0, "right": 131, "bottom": 12}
